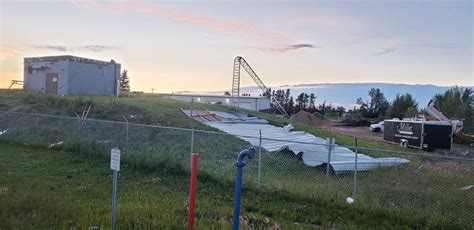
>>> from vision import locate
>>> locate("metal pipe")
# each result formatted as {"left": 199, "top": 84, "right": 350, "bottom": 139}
{"left": 187, "top": 153, "right": 199, "bottom": 230}
{"left": 232, "top": 147, "right": 255, "bottom": 230}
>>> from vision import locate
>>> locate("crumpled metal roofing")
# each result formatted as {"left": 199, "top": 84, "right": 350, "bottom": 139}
{"left": 182, "top": 109, "right": 409, "bottom": 173}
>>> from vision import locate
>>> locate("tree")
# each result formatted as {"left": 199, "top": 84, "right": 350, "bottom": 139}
{"left": 432, "top": 87, "right": 473, "bottom": 126}
{"left": 389, "top": 93, "right": 418, "bottom": 119}
{"left": 296, "top": 93, "right": 305, "bottom": 110}
{"left": 280, "top": 89, "right": 294, "bottom": 115}
{"left": 287, "top": 96, "right": 295, "bottom": 115}
{"left": 405, "top": 107, "right": 418, "bottom": 118}
{"left": 284, "top": 89, "right": 291, "bottom": 107}
{"left": 275, "top": 89, "right": 285, "bottom": 107}
{"left": 318, "top": 101, "right": 327, "bottom": 115}
{"left": 336, "top": 106, "right": 346, "bottom": 117}
{"left": 355, "top": 97, "right": 368, "bottom": 117}
{"left": 353, "top": 88, "right": 389, "bottom": 118}
{"left": 224, "top": 91, "right": 230, "bottom": 96}
{"left": 120, "top": 69, "right": 130, "bottom": 92}
{"left": 309, "top": 93, "right": 316, "bottom": 110}
{"left": 262, "top": 88, "right": 271, "bottom": 98}
{"left": 303, "top": 93, "right": 309, "bottom": 109}
{"left": 367, "top": 88, "right": 389, "bottom": 118}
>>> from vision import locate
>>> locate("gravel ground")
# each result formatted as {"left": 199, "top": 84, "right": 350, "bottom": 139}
{"left": 321, "top": 122, "right": 474, "bottom": 157}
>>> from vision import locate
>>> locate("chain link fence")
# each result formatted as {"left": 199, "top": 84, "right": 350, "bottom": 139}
{"left": 464, "top": 126, "right": 474, "bottom": 135}
{"left": 1, "top": 111, "right": 473, "bottom": 226}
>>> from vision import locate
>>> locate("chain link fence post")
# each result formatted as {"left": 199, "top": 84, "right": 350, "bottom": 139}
{"left": 35, "top": 114, "right": 39, "bottom": 133}
{"left": 325, "top": 137, "right": 334, "bottom": 184}
{"left": 257, "top": 129, "right": 262, "bottom": 190}
{"left": 122, "top": 116, "right": 129, "bottom": 156}
{"left": 352, "top": 138, "right": 358, "bottom": 203}
{"left": 190, "top": 129, "right": 194, "bottom": 155}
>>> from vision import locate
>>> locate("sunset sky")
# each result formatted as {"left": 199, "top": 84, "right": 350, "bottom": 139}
{"left": 0, "top": 0, "right": 472, "bottom": 92}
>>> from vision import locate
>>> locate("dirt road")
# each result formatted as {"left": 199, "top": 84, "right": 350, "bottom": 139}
{"left": 321, "top": 123, "right": 473, "bottom": 157}
{"left": 322, "top": 124, "right": 384, "bottom": 142}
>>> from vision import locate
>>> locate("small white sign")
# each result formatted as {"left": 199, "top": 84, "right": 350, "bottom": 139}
{"left": 325, "top": 138, "right": 335, "bottom": 151}
{"left": 110, "top": 148, "right": 121, "bottom": 171}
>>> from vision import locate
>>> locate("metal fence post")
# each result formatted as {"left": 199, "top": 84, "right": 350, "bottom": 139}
{"left": 122, "top": 116, "right": 129, "bottom": 156}
{"left": 352, "top": 138, "right": 358, "bottom": 203}
{"left": 190, "top": 129, "right": 194, "bottom": 157}
{"left": 111, "top": 170, "right": 118, "bottom": 230}
{"left": 35, "top": 115, "right": 39, "bottom": 133}
{"left": 325, "top": 137, "right": 333, "bottom": 183}
{"left": 74, "top": 113, "right": 81, "bottom": 131}
{"left": 257, "top": 129, "right": 262, "bottom": 190}
{"left": 190, "top": 100, "right": 195, "bottom": 161}
{"left": 110, "top": 148, "right": 121, "bottom": 230}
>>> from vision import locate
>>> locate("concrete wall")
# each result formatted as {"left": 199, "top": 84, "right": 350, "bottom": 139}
{"left": 24, "top": 60, "right": 69, "bottom": 95}
{"left": 159, "top": 94, "right": 271, "bottom": 111}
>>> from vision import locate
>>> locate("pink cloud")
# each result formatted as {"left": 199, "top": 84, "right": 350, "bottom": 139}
{"left": 243, "top": 44, "right": 321, "bottom": 53}
{"left": 70, "top": 0, "right": 290, "bottom": 44}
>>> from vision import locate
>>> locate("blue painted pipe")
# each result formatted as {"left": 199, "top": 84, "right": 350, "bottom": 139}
{"left": 232, "top": 147, "right": 255, "bottom": 230}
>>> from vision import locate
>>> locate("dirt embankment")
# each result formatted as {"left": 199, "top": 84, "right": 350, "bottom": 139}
{"left": 289, "top": 110, "right": 324, "bottom": 127}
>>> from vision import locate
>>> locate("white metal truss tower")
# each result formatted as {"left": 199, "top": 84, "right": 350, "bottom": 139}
{"left": 231, "top": 56, "right": 289, "bottom": 118}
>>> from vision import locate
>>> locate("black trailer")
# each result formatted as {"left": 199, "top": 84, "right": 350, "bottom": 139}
{"left": 383, "top": 119, "right": 452, "bottom": 150}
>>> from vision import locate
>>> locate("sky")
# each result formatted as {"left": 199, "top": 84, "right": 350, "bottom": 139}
{"left": 0, "top": 0, "right": 472, "bottom": 93}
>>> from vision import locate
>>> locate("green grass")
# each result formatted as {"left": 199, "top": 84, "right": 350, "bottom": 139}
{"left": 0, "top": 90, "right": 473, "bottom": 228}
{"left": 0, "top": 141, "right": 440, "bottom": 229}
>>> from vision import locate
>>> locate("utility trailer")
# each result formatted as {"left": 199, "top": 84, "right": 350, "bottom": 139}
{"left": 384, "top": 119, "right": 452, "bottom": 150}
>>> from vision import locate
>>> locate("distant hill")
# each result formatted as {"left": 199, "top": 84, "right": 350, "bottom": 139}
{"left": 202, "top": 83, "right": 473, "bottom": 109}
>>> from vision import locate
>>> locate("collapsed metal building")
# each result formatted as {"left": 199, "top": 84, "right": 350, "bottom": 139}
{"left": 182, "top": 109, "right": 410, "bottom": 174}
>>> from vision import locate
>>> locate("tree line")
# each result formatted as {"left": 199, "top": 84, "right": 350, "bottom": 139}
{"left": 350, "top": 87, "right": 473, "bottom": 126}
{"left": 259, "top": 86, "right": 473, "bottom": 126}
{"left": 262, "top": 88, "right": 346, "bottom": 117}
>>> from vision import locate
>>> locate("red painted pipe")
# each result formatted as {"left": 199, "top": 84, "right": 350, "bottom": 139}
{"left": 188, "top": 153, "right": 199, "bottom": 230}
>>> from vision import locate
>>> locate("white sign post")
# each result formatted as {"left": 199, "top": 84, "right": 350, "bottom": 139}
{"left": 111, "top": 148, "right": 121, "bottom": 171}
{"left": 110, "top": 148, "right": 120, "bottom": 230}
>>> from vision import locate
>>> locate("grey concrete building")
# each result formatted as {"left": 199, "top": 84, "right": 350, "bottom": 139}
{"left": 158, "top": 93, "right": 271, "bottom": 111}
{"left": 24, "top": 55, "right": 121, "bottom": 96}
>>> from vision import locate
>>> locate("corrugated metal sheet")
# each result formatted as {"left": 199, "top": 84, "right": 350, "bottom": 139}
{"left": 182, "top": 109, "right": 409, "bottom": 173}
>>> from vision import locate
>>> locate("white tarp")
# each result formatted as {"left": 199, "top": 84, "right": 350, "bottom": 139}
{"left": 182, "top": 109, "right": 409, "bottom": 173}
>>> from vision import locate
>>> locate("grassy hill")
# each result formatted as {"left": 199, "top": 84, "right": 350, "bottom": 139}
{"left": 0, "top": 90, "right": 473, "bottom": 229}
